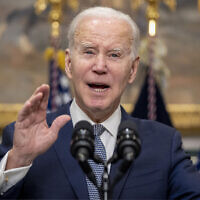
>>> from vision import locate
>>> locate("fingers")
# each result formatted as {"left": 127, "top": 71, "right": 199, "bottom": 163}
{"left": 17, "top": 84, "right": 50, "bottom": 122}
{"left": 39, "top": 85, "right": 50, "bottom": 110}
{"left": 32, "top": 84, "right": 49, "bottom": 110}
{"left": 27, "top": 84, "right": 49, "bottom": 107}
{"left": 50, "top": 115, "right": 71, "bottom": 137}
{"left": 33, "top": 84, "right": 49, "bottom": 96}
{"left": 17, "top": 92, "right": 43, "bottom": 122}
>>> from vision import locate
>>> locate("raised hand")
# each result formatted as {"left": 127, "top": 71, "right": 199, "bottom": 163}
{"left": 6, "top": 84, "right": 71, "bottom": 170}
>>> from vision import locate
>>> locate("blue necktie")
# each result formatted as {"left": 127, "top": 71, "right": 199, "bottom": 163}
{"left": 86, "top": 124, "right": 107, "bottom": 200}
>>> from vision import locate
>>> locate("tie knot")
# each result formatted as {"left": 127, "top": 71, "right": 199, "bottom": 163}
{"left": 93, "top": 124, "right": 105, "bottom": 137}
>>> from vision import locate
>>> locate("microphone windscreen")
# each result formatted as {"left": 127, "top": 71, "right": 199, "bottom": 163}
{"left": 73, "top": 120, "right": 93, "bottom": 134}
{"left": 118, "top": 120, "right": 138, "bottom": 134}
{"left": 117, "top": 120, "right": 141, "bottom": 159}
{"left": 71, "top": 120, "right": 94, "bottom": 159}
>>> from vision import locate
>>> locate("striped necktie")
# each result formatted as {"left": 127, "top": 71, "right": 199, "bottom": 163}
{"left": 86, "top": 124, "right": 107, "bottom": 200}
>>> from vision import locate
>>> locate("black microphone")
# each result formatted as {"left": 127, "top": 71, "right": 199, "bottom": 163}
{"left": 109, "top": 120, "right": 141, "bottom": 197}
{"left": 70, "top": 120, "right": 97, "bottom": 186}
{"left": 116, "top": 120, "right": 141, "bottom": 162}
{"left": 71, "top": 120, "right": 94, "bottom": 161}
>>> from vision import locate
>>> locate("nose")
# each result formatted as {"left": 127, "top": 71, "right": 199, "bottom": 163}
{"left": 92, "top": 54, "right": 107, "bottom": 74}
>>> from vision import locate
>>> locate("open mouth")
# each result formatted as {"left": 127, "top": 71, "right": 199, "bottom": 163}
{"left": 88, "top": 83, "right": 110, "bottom": 92}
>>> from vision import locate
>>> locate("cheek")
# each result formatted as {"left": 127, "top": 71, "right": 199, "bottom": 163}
{"left": 71, "top": 56, "right": 91, "bottom": 78}
{"left": 70, "top": 62, "right": 84, "bottom": 80}
{"left": 113, "top": 67, "right": 130, "bottom": 88}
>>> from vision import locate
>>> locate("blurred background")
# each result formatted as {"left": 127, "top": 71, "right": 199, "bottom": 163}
{"left": 0, "top": 0, "right": 200, "bottom": 165}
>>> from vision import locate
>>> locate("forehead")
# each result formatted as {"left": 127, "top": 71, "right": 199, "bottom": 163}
{"left": 73, "top": 16, "right": 133, "bottom": 48}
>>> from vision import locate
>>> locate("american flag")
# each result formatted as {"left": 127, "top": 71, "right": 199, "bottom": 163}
{"left": 47, "top": 59, "right": 71, "bottom": 111}
{"left": 131, "top": 65, "right": 173, "bottom": 127}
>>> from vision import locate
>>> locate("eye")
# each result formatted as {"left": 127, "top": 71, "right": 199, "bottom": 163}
{"left": 109, "top": 53, "right": 120, "bottom": 58}
{"left": 111, "top": 53, "right": 119, "bottom": 57}
{"left": 85, "top": 50, "right": 94, "bottom": 55}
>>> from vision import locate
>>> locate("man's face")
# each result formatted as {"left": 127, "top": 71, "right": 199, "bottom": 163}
{"left": 65, "top": 17, "right": 139, "bottom": 122}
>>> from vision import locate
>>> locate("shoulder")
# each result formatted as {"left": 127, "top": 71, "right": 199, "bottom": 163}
{"left": 120, "top": 108, "right": 179, "bottom": 152}
{"left": 125, "top": 115, "right": 178, "bottom": 144}
{"left": 121, "top": 106, "right": 176, "bottom": 139}
{"left": 136, "top": 118, "right": 175, "bottom": 135}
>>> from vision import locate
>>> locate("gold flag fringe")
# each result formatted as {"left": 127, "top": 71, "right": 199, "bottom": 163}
{"left": 44, "top": 47, "right": 65, "bottom": 72}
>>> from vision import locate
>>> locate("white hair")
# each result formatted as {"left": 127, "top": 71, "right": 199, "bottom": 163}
{"left": 67, "top": 7, "right": 140, "bottom": 58}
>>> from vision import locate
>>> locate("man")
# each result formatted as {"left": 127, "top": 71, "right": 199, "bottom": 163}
{"left": 0, "top": 7, "right": 200, "bottom": 199}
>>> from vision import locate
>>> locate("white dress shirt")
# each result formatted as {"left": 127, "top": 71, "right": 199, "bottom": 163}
{"left": 0, "top": 152, "right": 31, "bottom": 194}
{"left": 70, "top": 99, "right": 121, "bottom": 162}
{"left": 0, "top": 99, "right": 121, "bottom": 194}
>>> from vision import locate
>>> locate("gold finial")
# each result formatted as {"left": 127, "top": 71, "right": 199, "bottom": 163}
{"left": 34, "top": 0, "right": 48, "bottom": 15}
{"left": 66, "top": 0, "right": 79, "bottom": 12}
{"left": 146, "top": 0, "right": 159, "bottom": 36}
{"left": 35, "top": 0, "right": 63, "bottom": 39}
{"left": 48, "top": 0, "right": 62, "bottom": 38}
{"left": 51, "top": 21, "right": 60, "bottom": 38}
{"left": 131, "top": 0, "right": 177, "bottom": 36}
{"left": 146, "top": 0, "right": 160, "bottom": 20}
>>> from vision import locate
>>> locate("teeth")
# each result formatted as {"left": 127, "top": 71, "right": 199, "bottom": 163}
{"left": 94, "top": 88, "right": 107, "bottom": 92}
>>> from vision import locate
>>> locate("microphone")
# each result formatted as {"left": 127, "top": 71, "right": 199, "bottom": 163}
{"left": 109, "top": 120, "right": 141, "bottom": 196}
{"left": 70, "top": 120, "right": 97, "bottom": 186}
{"left": 116, "top": 120, "right": 141, "bottom": 162}
{"left": 71, "top": 120, "right": 94, "bottom": 161}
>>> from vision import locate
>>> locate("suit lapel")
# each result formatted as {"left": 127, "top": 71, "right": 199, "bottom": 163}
{"left": 109, "top": 107, "right": 135, "bottom": 199}
{"left": 109, "top": 159, "right": 135, "bottom": 199}
{"left": 48, "top": 103, "right": 89, "bottom": 199}
{"left": 53, "top": 121, "right": 89, "bottom": 199}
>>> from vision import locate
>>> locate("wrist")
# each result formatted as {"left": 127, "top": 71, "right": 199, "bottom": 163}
{"left": 6, "top": 149, "right": 33, "bottom": 170}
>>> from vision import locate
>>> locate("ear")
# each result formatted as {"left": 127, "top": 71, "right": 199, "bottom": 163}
{"left": 65, "top": 48, "right": 72, "bottom": 79}
{"left": 128, "top": 56, "right": 140, "bottom": 84}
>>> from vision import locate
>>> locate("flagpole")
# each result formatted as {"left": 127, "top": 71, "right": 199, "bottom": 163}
{"left": 147, "top": 35, "right": 157, "bottom": 120}
{"left": 146, "top": 1, "right": 159, "bottom": 121}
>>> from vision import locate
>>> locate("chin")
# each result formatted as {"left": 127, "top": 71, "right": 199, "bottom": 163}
{"left": 85, "top": 99, "right": 109, "bottom": 111}
{"left": 88, "top": 103, "right": 107, "bottom": 111}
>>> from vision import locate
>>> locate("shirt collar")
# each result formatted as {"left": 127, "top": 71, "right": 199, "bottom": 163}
{"left": 70, "top": 98, "right": 121, "bottom": 138}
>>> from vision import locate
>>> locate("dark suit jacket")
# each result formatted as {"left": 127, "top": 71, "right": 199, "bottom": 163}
{"left": 0, "top": 103, "right": 200, "bottom": 199}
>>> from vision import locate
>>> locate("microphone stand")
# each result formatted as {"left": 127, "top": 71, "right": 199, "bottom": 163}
{"left": 101, "top": 162, "right": 109, "bottom": 200}
{"left": 100, "top": 155, "right": 117, "bottom": 200}
{"left": 85, "top": 153, "right": 135, "bottom": 200}
{"left": 101, "top": 152, "right": 134, "bottom": 200}
{"left": 93, "top": 155, "right": 109, "bottom": 200}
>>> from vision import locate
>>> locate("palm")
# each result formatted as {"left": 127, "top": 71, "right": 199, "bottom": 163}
{"left": 7, "top": 84, "right": 70, "bottom": 169}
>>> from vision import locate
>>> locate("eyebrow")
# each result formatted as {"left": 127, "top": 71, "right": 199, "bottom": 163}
{"left": 109, "top": 48, "right": 122, "bottom": 52}
{"left": 78, "top": 42, "right": 128, "bottom": 53}
{"left": 79, "top": 42, "right": 95, "bottom": 48}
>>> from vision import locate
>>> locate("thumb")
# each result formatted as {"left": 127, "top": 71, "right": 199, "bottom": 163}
{"left": 50, "top": 115, "right": 71, "bottom": 135}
